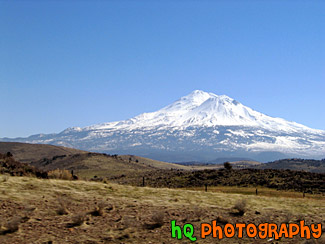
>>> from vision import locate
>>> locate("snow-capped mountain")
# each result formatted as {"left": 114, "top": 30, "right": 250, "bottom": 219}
{"left": 2, "top": 90, "right": 325, "bottom": 162}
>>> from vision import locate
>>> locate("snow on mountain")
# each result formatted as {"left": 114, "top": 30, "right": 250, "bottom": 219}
{"left": 85, "top": 90, "right": 319, "bottom": 133}
{"left": 1, "top": 90, "right": 325, "bottom": 162}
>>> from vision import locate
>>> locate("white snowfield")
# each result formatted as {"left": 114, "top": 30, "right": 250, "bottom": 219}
{"left": 3, "top": 90, "right": 325, "bottom": 160}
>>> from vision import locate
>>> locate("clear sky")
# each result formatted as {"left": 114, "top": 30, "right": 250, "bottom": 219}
{"left": 1, "top": 0, "right": 324, "bottom": 138}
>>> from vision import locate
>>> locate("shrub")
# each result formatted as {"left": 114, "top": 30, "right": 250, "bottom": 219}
{"left": 152, "top": 211, "right": 164, "bottom": 226}
{"left": 66, "top": 213, "right": 86, "bottom": 228}
{"left": 216, "top": 215, "right": 229, "bottom": 225}
{"left": 232, "top": 199, "right": 246, "bottom": 216}
{"left": 0, "top": 216, "right": 28, "bottom": 235}
{"left": 0, "top": 153, "right": 48, "bottom": 178}
{"left": 89, "top": 201, "right": 106, "bottom": 216}
{"left": 144, "top": 211, "right": 165, "bottom": 229}
{"left": 224, "top": 162, "right": 232, "bottom": 170}
{"left": 48, "top": 169, "right": 73, "bottom": 180}
{"left": 56, "top": 197, "right": 69, "bottom": 215}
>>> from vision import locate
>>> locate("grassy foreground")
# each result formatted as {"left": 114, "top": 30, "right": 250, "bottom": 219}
{"left": 0, "top": 175, "right": 324, "bottom": 243}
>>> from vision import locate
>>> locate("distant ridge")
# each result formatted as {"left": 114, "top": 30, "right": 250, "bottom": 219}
{"left": 257, "top": 158, "right": 325, "bottom": 173}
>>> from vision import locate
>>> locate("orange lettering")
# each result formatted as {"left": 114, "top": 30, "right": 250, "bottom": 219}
{"left": 288, "top": 223, "right": 299, "bottom": 238}
{"left": 236, "top": 223, "right": 246, "bottom": 238}
{"left": 300, "top": 220, "right": 311, "bottom": 239}
{"left": 268, "top": 223, "right": 279, "bottom": 240}
{"left": 246, "top": 223, "right": 257, "bottom": 238}
{"left": 278, "top": 224, "right": 289, "bottom": 238}
{"left": 201, "top": 223, "right": 211, "bottom": 238}
{"left": 224, "top": 224, "right": 235, "bottom": 238}
{"left": 258, "top": 223, "right": 268, "bottom": 239}
{"left": 212, "top": 220, "right": 223, "bottom": 239}
{"left": 311, "top": 224, "right": 322, "bottom": 239}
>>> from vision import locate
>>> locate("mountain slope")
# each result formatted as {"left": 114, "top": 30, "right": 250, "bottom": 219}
{"left": 1, "top": 90, "right": 325, "bottom": 162}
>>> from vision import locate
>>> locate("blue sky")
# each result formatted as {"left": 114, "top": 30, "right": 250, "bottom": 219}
{"left": 1, "top": 1, "right": 324, "bottom": 137}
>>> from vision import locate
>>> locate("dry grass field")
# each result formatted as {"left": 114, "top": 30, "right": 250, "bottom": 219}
{"left": 184, "top": 186, "right": 325, "bottom": 200}
{"left": 0, "top": 143, "right": 324, "bottom": 243}
{"left": 0, "top": 175, "right": 324, "bottom": 243}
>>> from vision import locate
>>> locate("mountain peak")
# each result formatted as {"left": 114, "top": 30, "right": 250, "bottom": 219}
{"left": 150, "top": 90, "right": 256, "bottom": 127}
{"left": 187, "top": 89, "right": 211, "bottom": 97}
{"left": 179, "top": 90, "right": 213, "bottom": 104}
{"left": 89, "top": 90, "right": 318, "bottom": 131}
{"left": 184, "top": 90, "right": 235, "bottom": 103}
{"left": 2, "top": 90, "right": 324, "bottom": 161}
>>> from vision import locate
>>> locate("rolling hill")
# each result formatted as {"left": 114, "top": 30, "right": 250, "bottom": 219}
{"left": 257, "top": 158, "right": 325, "bottom": 173}
{"left": 0, "top": 142, "right": 84, "bottom": 164}
{"left": 0, "top": 142, "right": 189, "bottom": 180}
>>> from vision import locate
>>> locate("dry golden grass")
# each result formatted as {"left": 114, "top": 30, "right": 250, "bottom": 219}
{"left": 119, "top": 155, "right": 189, "bottom": 170}
{"left": 0, "top": 175, "right": 324, "bottom": 243}
{"left": 185, "top": 185, "right": 324, "bottom": 200}
{"left": 1, "top": 176, "right": 324, "bottom": 215}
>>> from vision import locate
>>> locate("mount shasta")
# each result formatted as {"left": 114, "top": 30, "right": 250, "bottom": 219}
{"left": 2, "top": 90, "right": 325, "bottom": 162}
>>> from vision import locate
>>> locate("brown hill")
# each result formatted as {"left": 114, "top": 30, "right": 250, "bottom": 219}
{"left": 0, "top": 142, "right": 84, "bottom": 164}
{"left": 0, "top": 142, "right": 188, "bottom": 173}
{"left": 0, "top": 142, "right": 191, "bottom": 182}
{"left": 256, "top": 158, "right": 325, "bottom": 173}
{"left": 119, "top": 155, "right": 189, "bottom": 170}
{"left": 30, "top": 152, "right": 190, "bottom": 180}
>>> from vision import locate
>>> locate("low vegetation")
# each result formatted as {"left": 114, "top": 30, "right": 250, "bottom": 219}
{"left": 56, "top": 197, "right": 69, "bottom": 215}
{"left": 48, "top": 169, "right": 75, "bottom": 180}
{"left": 0, "top": 153, "right": 47, "bottom": 178}
{"left": 232, "top": 199, "right": 247, "bottom": 216}
{"left": 112, "top": 168, "right": 325, "bottom": 194}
